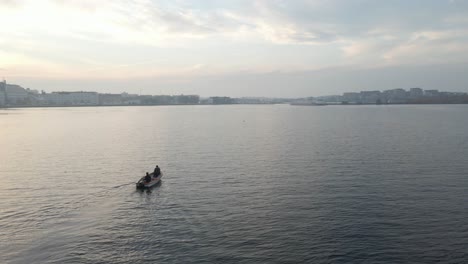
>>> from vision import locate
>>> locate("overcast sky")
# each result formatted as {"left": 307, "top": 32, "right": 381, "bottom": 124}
{"left": 1, "top": 0, "right": 468, "bottom": 97}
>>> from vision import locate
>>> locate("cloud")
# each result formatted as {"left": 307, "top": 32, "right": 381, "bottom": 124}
{"left": 383, "top": 29, "right": 468, "bottom": 64}
{"left": 2, "top": 0, "right": 464, "bottom": 49}
{"left": 0, "top": 0, "right": 22, "bottom": 8}
{"left": 0, "top": 0, "right": 342, "bottom": 45}
{"left": 2, "top": 0, "right": 468, "bottom": 88}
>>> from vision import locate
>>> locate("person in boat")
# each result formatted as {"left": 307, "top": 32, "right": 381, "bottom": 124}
{"left": 154, "top": 165, "right": 161, "bottom": 177}
{"left": 145, "top": 172, "right": 151, "bottom": 183}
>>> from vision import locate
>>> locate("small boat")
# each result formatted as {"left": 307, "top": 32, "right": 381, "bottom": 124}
{"left": 136, "top": 172, "right": 163, "bottom": 189}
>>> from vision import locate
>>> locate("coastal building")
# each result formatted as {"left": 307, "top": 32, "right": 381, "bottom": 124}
{"left": 424, "top": 90, "right": 440, "bottom": 97}
{"left": 342, "top": 92, "right": 360, "bottom": 103}
{"left": 174, "top": 95, "right": 200, "bottom": 104}
{"left": 383, "top": 88, "right": 408, "bottom": 103}
{"left": 0, "top": 80, "right": 5, "bottom": 106}
{"left": 236, "top": 97, "right": 288, "bottom": 104}
{"left": 409, "top": 88, "right": 423, "bottom": 98}
{"left": 315, "top": 95, "right": 343, "bottom": 104}
{"left": 360, "top": 91, "right": 381, "bottom": 104}
{"left": 99, "top": 93, "right": 123, "bottom": 105}
{"left": 151, "top": 95, "right": 173, "bottom": 105}
{"left": 210, "top": 96, "right": 235, "bottom": 104}
{"left": 4, "top": 84, "right": 29, "bottom": 105}
{"left": 200, "top": 97, "right": 213, "bottom": 104}
{"left": 138, "top": 95, "right": 155, "bottom": 105}
{"left": 121, "top": 92, "right": 141, "bottom": 105}
{"left": 43, "top": 91, "right": 99, "bottom": 105}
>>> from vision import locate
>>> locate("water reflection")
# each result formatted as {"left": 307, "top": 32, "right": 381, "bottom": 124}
{"left": 1, "top": 105, "right": 467, "bottom": 263}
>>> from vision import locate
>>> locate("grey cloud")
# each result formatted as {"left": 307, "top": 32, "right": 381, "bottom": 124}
{"left": 249, "top": 0, "right": 468, "bottom": 45}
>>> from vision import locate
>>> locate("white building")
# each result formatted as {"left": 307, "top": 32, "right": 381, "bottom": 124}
{"left": 44, "top": 91, "right": 99, "bottom": 105}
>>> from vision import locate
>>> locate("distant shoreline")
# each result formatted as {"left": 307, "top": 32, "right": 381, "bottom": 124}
{"left": 2, "top": 102, "right": 468, "bottom": 110}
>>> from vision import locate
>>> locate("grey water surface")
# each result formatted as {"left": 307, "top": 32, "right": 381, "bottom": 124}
{"left": 1, "top": 105, "right": 467, "bottom": 263}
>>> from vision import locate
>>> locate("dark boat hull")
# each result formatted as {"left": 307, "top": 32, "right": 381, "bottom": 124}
{"left": 136, "top": 172, "right": 162, "bottom": 189}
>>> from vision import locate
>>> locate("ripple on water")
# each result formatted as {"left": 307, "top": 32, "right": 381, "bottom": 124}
{"left": 1, "top": 105, "right": 468, "bottom": 263}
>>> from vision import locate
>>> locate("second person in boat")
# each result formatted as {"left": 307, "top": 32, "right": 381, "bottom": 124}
{"left": 145, "top": 172, "right": 151, "bottom": 183}
{"left": 154, "top": 165, "right": 161, "bottom": 177}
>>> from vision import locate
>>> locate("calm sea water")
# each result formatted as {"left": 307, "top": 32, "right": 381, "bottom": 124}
{"left": 1, "top": 105, "right": 467, "bottom": 264}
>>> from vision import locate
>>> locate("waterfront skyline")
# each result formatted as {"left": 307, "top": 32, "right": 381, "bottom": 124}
{"left": 2, "top": 0, "right": 468, "bottom": 97}
{"left": 2, "top": 78, "right": 467, "bottom": 107}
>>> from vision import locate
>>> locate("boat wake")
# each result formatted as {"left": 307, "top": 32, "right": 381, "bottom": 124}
{"left": 112, "top": 182, "right": 135, "bottom": 189}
